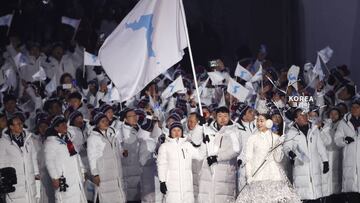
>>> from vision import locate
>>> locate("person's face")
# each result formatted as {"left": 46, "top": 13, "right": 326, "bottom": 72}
{"left": 68, "top": 98, "right": 81, "bottom": 109}
{"left": 9, "top": 118, "right": 23, "bottom": 135}
{"left": 351, "top": 104, "right": 360, "bottom": 118}
{"left": 295, "top": 111, "right": 308, "bottom": 126}
{"left": 329, "top": 110, "right": 340, "bottom": 122}
{"left": 170, "top": 127, "right": 182, "bottom": 139}
{"left": 242, "top": 108, "right": 255, "bottom": 122}
{"left": 256, "top": 115, "right": 267, "bottom": 132}
{"left": 0, "top": 116, "right": 7, "bottom": 129}
{"left": 105, "top": 109, "right": 114, "bottom": 121}
{"left": 308, "top": 111, "right": 319, "bottom": 121}
{"left": 97, "top": 117, "right": 109, "bottom": 130}
{"left": 147, "top": 84, "right": 158, "bottom": 97}
{"left": 29, "top": 46, "right": 40, "bottom": 58}
{"left": 50, "top": 103, "right": 62, "bottom": 116}
{"left": 338, "top": 87, "right": 352, "bottom": 100}
{"left": 4, "top": 100, "right": 16, "bottom": 113}
{"left": 187, "top": 114, "right": 198, "bottom": 130}
{"left": 55, "top": 122, "right": 68, "bottom": 134}
{"left": 52, "top": 46, "right": 64, "bottom": 61}
{"left": 74, "top": 116, "right": 84, "bottom": 128}
{"left": 271, "top": 114, "right": 282, "bottom": 125}
{"left": 38, "top": 123, "right": 49, "bottom": 136}
{"left": 125, "top": 111, "right": 138, "bottom": 127}
{"left": 62, "top": 76, "right": 73, "bottom": 85}
{"left": 216, "top": 112, "right": 230, "bottom": 127}
{"left": 89, "top": 83, "right": 97, "bottom": 94}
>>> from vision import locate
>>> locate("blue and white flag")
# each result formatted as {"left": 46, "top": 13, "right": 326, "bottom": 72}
{"left": 207, "top": 71, "right": 225, "bottom": 86}
{"left": 161, "top": 76, "right": 185, "bottom": 99}
{"left": 13, "top": 52, "right": 27, "bottom": 68}
{"left": 227, "top": 77, "right": 249, "bottom": 102}
{"left": 287, "top": 65, "right": 300, "bottom": 91}
{"left": 61, "top": 16, "right": 81, "bottom": 29}
{"left": 318, "top": 46, "right": 333, "bottom": 64}
{"left": 0, "top": 14, "right": 13, "bottom": 27}
{"left": 234, "top": 63, "right": 252, "bottom": 81}
{"left": 250, "top": 65, "right": 263, "bottom": 82}
{"left": 32, "top": 67, "right": 47, "bottom": 81}
{"left": 84, "top": 51, "right": 101, "bottom": 66}
{"left": 99, "top": 0, "right": 187, "bottom": 102}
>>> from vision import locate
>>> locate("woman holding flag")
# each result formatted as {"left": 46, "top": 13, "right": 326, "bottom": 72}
{"left": 236, "top": 114, "right": 301, "bottom": 203}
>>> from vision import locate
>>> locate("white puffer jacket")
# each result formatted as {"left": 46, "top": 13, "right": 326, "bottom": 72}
{"left": 68, "top": 124, "right": 90, "bottom": 171}
{"left": 334, "top": 113, "right": 360, "bottom": 193}
{"left": 87, "top": 127, "right": 126, "bottom": 203}
{"left": 44, "top": 134, "right": 87, "bottom": 203}
{"left": 198, "top": 121, "right": 240, "bottom": 203}
{"left": 235, "top": 119, "right": 257, "bottom": 192}
{"left": 0, "top": 129, "right": 38, "bottom": 203}
{"left": 157, "top": 136, "right": 204, "bottom": 203}
{"left": 283, "top": 124, "right": 328, "bottom": 200}
{"left": 121, "top": 124, "right": 142, "bottom": 201}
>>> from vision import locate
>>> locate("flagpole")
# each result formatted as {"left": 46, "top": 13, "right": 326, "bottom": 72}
{"left": 179, "top": 0, "right": 203, "bottom": 116}
{"left": 72, "top": 19, "right": 81, "bottom": 41}
{"left": 6, "top": 10, "right": 15, "bottom": 36}
{"left": 83, "top": 48, "right": 86, "bottom": 78}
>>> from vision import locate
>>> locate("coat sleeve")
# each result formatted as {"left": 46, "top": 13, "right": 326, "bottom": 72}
{"left": 273, "top": 135, "right": 284, "bottom": 163}
{"left": 29, "top": 137, "right": 39, "bottom": 175}
{"left": 44, "top": 140, "right": 62, "bottom": 179}
{"left": 157, "top": 144, "right": 168, "bottom": 182}
{"left": 87, "top": 135, "right": 103, "bottom": 176}
{"left": 282, "top": 130, "right": 298, "bottom": 158}
{"left": 319, "top": 123, "right": 332, "bottom": 146}
{"left": 316, "top": 131, "right": 329, "bottom": 162}
{"left": 245, "top": 136, "right": 255, "bottom": 179}
{"left": 334, "top": 121, "right": 347, "bottom": 148}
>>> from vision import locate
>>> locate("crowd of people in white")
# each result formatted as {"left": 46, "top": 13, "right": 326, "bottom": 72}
{"left": 0, "top": 36, "right": 359, "bottom": 203}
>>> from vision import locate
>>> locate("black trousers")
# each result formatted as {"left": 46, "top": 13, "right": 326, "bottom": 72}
{"left": 345, "top": 192, "right": 360, "bottom": 203}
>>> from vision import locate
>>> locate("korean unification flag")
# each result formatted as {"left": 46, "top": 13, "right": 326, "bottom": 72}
{"left": 313, "top": 46, "right": 333, "bottom": 80}
{"left": 161, "top": 76, "right": 185, "bottom": 99}
{"left": 13, "top": 53, "right": 27, "bottom": 69}
{"left": 287, "top": 65, "right": 300, "bottom": 91}
{"left": 250, "top": 65, "right": 263, "bottom": 82}
{"left": 84, "top": 51, "right": 101, "bottom": 66}
{"left": 234, "top": 63, "right": 252, "bottom": 81}
{"left": 99, "top": 0, "right": 187, "bottom": 102}
{"left": 227, "top": 77, "right": 249, "bottom": 102}
{"left": 61, "top": 16, "right": 81, "bottom": 29}
{"left": 0, "top": 14, "right": 13, "bottom": 27}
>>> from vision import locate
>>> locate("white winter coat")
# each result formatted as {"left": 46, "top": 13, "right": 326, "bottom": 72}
{"left": 157, "top": 136, "right": 204, "bottom": 203}
{"left": 68, "top": 124, "right": 90, "bottom": 171}
{"left": 44, "top": 134, "right": 87, "bottom": 203}
{"left": 235, "top": 120, "right": 257, "bottom": 192}
{"left": 283, "top": 124, "right": 328, "bottom": 200}
{"left": 334, "top": 113, "right": 360, "bottom": 193}
{"left": 198, "top": 121, "right": 240, "bottom": 203}
{"left": 87, "top": 127, "right": 126, "bottom": 203}
{"left": 0, "top": 129, "right": 38, "bottom": 203}
{"left": 120, "top": 124, "right": 142, "bottom": 201}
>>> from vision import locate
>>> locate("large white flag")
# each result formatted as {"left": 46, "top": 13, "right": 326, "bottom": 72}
{"left": 161, "top": 76, "right": 185, "bottom": 99}
{"left": 287, "top": 65, "right": 300, "bottom": 91}
{"left": 0, "top": 14, "right": 13, "bottom": 27}
{"left": 250, "top": 65, "right": 263, "bottom": 82}
{"left": 84, "top": 51, "right": 101, "bottom": 66}
{"left": 61, "top": 16, "right": 81, "bottom": 29}
{"left": 227, "top": 77, "right": 249, "bottom": 102}
{"left": 99, "top": 0, "right": 187, "bottom": 102}
{"left": 234, "top": 63, "right": 252, "bottom": 81}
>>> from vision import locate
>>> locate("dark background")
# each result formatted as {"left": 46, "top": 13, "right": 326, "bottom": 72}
{"left": 0, "top": 0, "right": 359, "bottom": 86}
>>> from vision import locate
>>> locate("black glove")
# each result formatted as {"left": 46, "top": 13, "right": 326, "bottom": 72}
{"left": 199, "top": 115, "right": 206, "bottom": 126}
{"left": 323, "top": 161, "right": 329, "bottom": 174}
{"left": 237, "top": 159, "right": 242, "bottom": 167}
{"left": 160, "top": 182, "right": 167, "bottom": 194}
{"left": 203, "top": 134, "right": 210, "bottom": 144}
{"left": 345, "top": 136, "right": 355, "bottom": 144}
{"left": 288, "top": 150, "right": 297, "bottom": 160}
{"left": 207, "top": 155, "right": 218, "bottom": 167}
